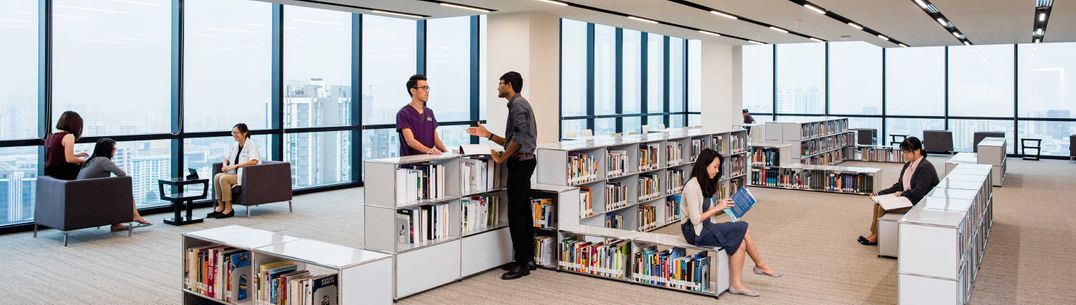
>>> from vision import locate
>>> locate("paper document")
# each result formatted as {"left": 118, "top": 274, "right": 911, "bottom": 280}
{"left": 724, "top": 187, "right": 757, "bottom": 222}
{"left": 459, "top": 144, "right": 502, "bottom": 155}
{"left": 872, "top": 194, "right": 913, "bottom": 211}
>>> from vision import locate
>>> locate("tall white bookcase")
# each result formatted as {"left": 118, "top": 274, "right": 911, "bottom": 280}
{"left": 761, "top": 118, "right": 855, "bottom": 165}
{"left": 182, "top": 225, "right": 393, "bottom": 305}
{"left": 898, "top": 163, "right": 994, "bottom": 305}
{"left": 363, "top": 154, "right": 510, "bottom": 299}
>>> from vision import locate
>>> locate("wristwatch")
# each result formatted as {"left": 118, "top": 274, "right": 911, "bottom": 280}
{"left": 487, "top": 133, "right": 494, "bottom": 140}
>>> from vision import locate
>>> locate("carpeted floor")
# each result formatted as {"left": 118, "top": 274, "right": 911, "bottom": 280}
{"left": 1, "top": 156, "right": 1073, "bottom": 304}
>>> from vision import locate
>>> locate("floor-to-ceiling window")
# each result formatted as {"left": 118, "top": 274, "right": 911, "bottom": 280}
{"left": 0, "top": 0, "right": 40, "bottom": 226}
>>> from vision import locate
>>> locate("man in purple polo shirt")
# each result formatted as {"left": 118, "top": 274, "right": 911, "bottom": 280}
{"left": 396, "top": 74, "right": 447, "bottom": 156}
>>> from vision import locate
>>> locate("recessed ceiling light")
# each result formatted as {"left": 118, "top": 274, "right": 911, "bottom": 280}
{"left": 537, "top": 0, "right": 568, "bottom": 6}
{"left": 936, "top": 18, "right": 948, "bottom": 27}
{"left": 710, "top": 10, "right": 738, "bottom": 20}
{"left": 1034, "top": 38, "right": 1041, "bottom": 43}
{"left": 438, "top": 2, "right": 491, "bottom": 13}
{"left": 848, "top": 22, "right": 863, "bottom": 30}
{"left": 914, "top": 0, "right": 928, "bottom": 9}
{"left": 804, "top": 4, "right": 826, "bottom": 14}
{"left": 809, "top": 37, "right": 824, "bottom": 43}
{"left": 371, "top": 10, "right": 424, "bottom": 19}
{"left": 697, "top": 30, "right": 721, "bottom": 37}
{"left": 769, "top": 26, "right": 789, "bottom": 33}
{"left": 952, "top": 31, "right": 962, "bottom": 38}
{"left": 627, "top": 16, "right": 659, "bottom": 24}
{"left": 1035, "top": 28, "right": 1044, "bottom": 35}
{"left": 1039, "top": 12, "right": 1046, "bottom": 21}
{"left": 877, "top": 34, "right": 889, "bottom": 41}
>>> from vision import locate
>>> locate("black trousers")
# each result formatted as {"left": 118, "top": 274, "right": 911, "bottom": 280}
{"left": 506, "top": 157, "right": 537, "bottom": 265}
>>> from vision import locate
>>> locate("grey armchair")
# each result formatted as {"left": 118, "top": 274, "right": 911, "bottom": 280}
{"left": 973, "top": 132, "right": 1005, "bottom": 153}
{"left": 34, "top": 176, "right": 135, "bottom": 246}
{"left": 212, "top": 161, "right": 293, "bottom": 217}
{"left": 922, "top": 130, "right": 954, "bottom": 154}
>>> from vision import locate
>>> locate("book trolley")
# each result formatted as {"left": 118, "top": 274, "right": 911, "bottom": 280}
{"left": 898, "top": 163, "right": 994, "bottom": 305}
{"left": 181, "top": 225, "right": 392, "bottom": 305}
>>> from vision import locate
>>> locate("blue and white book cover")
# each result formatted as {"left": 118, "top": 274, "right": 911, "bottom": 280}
{"left": 724, "top": 187, "right": 757, "bottom": 222}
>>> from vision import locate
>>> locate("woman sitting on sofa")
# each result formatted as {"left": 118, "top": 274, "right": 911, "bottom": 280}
{"left": 76, "top": 138, "right": 153, "bottom": 231}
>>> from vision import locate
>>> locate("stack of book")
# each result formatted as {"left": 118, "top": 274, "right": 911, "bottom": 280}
{"left": 461, "top": 158, "right": 501, "bottom": 194}
{"left": 638, "top": 144, "right": 660, "bottom": 171}
{"left": 533, "top": 235, "right": 556, "bottom": 268}
{"left": 394, "top": 163, "right": 447, "bottom": 204}
{"left": 666, "top": 169, "right": 684, "bottom": 194}
{"left": 604, "top": 182, "right": 629, "bottom": 211}
{"left": 395, "top": 204, "right": 452, "bottom": 245}
{"left": 567, "top": 153, "right": 599, "bottom": 185}
{"left": 666, "top": 142, "right": 683, "bottom": 166}
{"left": 559, "top": 236, "right": 629, "bottom": 279}
{"left": 638, "top": 174, "right": 661, "bottom": 201}
{"left": 606, "top": 150, "right": 629, "bottom": 177}
{"left": 579, "top": 186, "right": 593, "bottom": 218}
{"left": 712, "top": 135, "right": 727, "bottom": 154}
{"left": 605, "top": 214, "right": 624, "bottom": 229}
{"left": 184, "top": 247, "right": 251, "bottom": 303}
{"left": 638, "top": 205, "right": 657, "bottom": 231}
{"left": 751, "top": 147, "right": 781, "bottom": 167}
{"left": 531, "top": 198, "right": 555, "bottom": 229}
{"left": 255, "top": 260, "right": 339, "bottom": 305}
{"left": 461, "top": 194, "right": 500, "bottom": 235}
{"left": 632, "top": 246, "right": 712, "bottom": 293}
{"left": 690, "top": 139, "right": 703, "bottom": 162}
{"left": 730, "top": 133, "right": 747, "bottom": 154}
{"left": 665, "top": 195, "right": 682, "bottom": 223}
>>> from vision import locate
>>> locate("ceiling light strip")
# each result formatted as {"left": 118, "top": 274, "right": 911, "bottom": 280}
{"left": 434, "top": 1, "right": 494, "bottom": 13}
{"left": 906, "top": 0, "right": 971, "bottom": 45}
{"left": 787, "top": 0, "right": 908, "bottom": 47}
{"left": 548, "top": 0, "right": 768, "bottom": 44}
{"left": 291, "top": 0, "right": 432, "bottom": 18}
{"left": 1032, "top": 2, "right": 1052, "bottom": 43}
{"left": 667, "top": 0, "right": 822, "bottom": 42}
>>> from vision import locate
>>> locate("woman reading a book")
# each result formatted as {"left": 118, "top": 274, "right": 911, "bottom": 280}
{"left": 858, "top": 136, "right": 940, "bottom": 246}
{"left": 681, "top": 148, "right": 782, "bottom": 297}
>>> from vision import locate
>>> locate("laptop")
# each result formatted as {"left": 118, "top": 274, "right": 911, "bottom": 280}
{"left": 186, "top": 168, "right": 199, "bottom": 180}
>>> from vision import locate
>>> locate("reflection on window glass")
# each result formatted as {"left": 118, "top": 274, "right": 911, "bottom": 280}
{"left": 74, "top": 140, "right": 173, "bottom": 206}
{"left": 647, "top": 115, "right": 665, "bottom": 129}
{"left": 427, "top": 16, "right": 471, "bottom": 122}
{"left": 185, "top": 0, "right": 272, "bottom": 132}
{"left": 362, "top": 128, "right": 400, "bottom": 178}
{"left": 884, "top": 118, "right": 944, "bottom": 145}
{"left": 0, "top": 0, "right": 38, "bottom": 140}
{"left": 594, "top": 25, "right": 615, "bottom": 115}
{"left": 622, "top": 30, "right": 641, "bottom": 114}
{"left": 949, "top": 45, "right": 1014, "bottom": 117}
{"left": 437, "top": 125, "right": 472, "bottom": 151}
{"left": 363, "top": 15, "right": 416, "bottom": 125}
{"left": 886, "top": 47, "right": 944, "bottom": 116}
{"left": 669, "top": 38, "right": 685, "bottom": 113}
{"left": 561, "top": 119, "right": 586, "bottom": 139}
{"left": 54, "top": 0, "right": 171, "bottom": 136}
{"left": 561, "top": 19, "right": 587, "bottom": 117}
{"left": 647, "top": 33, "right": 665, "bottom": 115}
{"left": 688, "top": 40, "right": 701, "bottom": 113}
{"left": 595, "top": 118, "right": 615, "bottom": 136}
{"left": 184, "top": 135, "right": 270, "bottom": 196}
{"left": 670, "top": 114, "right": 685, "bottom": 128}
{"left": 776, "top": 43, "right": 824, "bottom": 114}
{"left": 622, "top": 117, "right": 642, "bottom": 134}
{"left": 287, "top": 131, "right": 351, "bottom": 188}
{"left": 688, "top": 115, "right": 701, "bottom": 127}
{"left": 848, "top": 118, "right": 882, "bottom": 145}
{"left": 284, "top": 5, "right": 351, "bottom": 128}
{"left": 1018, "top": 43, "right": 1076, "bottom": 119}
{"left": 950, "top": 119, "right": 1014, "bottom": 153}
{"left": 0, "top": 147, "right": 38, "bottom": 226}
{"left": 742, "top": 45, "right": 773, "bottom": 114}
{"left": 1019, "top": 120, "right": 1075, "bottom": 156}
{"left": 829, "top": 42, "right": 881, "bottom": 115}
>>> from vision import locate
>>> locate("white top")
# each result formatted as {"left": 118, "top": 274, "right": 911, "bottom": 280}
{"left": 680, "top": 177, "right": 706, "bottom": 236}
{"left": 227, "top": 139, "right": 261, "bottom": 185}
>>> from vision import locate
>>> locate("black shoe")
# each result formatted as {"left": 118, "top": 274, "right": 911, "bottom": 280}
{"left": 207, "top": 211, "right": 222, "bottom": 218}
{"left": 857, "top": 235, "right": 877, "bottom": 246}
{"left": 216, "top": 211, "right": 235, "bottom": 219}
{"left": 528, "top": 261, "right": 537, "bottom": 270}
{"left": 501, "top": 265, "right": 529, "bottom": 280}
{"left": 500, "top": 262, "right": 517, "bottom": 271}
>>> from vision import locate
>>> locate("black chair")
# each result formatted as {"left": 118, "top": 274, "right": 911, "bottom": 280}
{"left": 889, "top": 134, "right": 907, "bottom": 146}
{"left": 1069, "top": 135, "right": 1075, "bottom": 162}
{"left": 854, "top": 128, "right": 877, "bottom": 146}
{"left": 1021, "top": 138, "right": 1041, "bottom": 161}
{"left": 922, "top": 130, "right": 954, "bottom": 154}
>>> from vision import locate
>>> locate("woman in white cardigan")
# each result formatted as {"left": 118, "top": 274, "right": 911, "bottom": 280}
{"left": 208, "top": 123, "right": 261, "bottom": 219}
{"left": 680, "top": 148, "right": 782, "bottom": 297}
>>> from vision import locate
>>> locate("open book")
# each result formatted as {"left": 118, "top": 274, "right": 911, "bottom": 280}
{"left": 871, "top": 194, "right": 913, "bottom": 211}
{"left": 724, "top": 187, "right": 757, "bottom": 222}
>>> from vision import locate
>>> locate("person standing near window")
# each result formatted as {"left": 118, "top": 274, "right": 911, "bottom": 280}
{"left": 467, "top": 71, "right": 538, "bottom": 280}
{"left": 208, "top": 123, "right": 261, "bottom": 219}
{"left": 44, "top": 111, "right": 89, "bottom": 180}
{"left": 396, "top": 74, "right": 447, "bottom": 156}
{"left": 742, "top": 109, "right": 755, "bottom": 124}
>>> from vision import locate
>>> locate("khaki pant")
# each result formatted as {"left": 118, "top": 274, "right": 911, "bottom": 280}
{"left": 870, "top": 203, "right": 910, "bottom": 236}
{"left": 214, "top": 173, "right": 238, "bottom": 202}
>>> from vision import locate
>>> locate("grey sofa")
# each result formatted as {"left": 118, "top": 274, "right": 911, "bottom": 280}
{"left": 34, "top": 176, "right": 135, "bottom": 246}
{"left": 212, "top": 161, "right": 293, "bottom": 217}
{"left": 973, "top": 132, "right": 1005, "bottom": 153}
{"left": 922, "top": 130, "right": 954, "bottom": 154}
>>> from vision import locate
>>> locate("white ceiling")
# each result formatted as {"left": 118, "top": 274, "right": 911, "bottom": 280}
{"left": 282, "top": 0, "right": 1076, "bottom": 47}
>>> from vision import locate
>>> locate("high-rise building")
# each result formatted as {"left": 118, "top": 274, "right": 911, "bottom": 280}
{"left": 285, "top": 79, "right": 352, "bottom": 187}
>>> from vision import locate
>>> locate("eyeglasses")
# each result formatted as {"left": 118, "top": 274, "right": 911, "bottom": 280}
{"left": 231, "top": 131, "right": 240, "bottom": 135}
{"left": 415, "top": 85, "right": 431, "bottom": 91}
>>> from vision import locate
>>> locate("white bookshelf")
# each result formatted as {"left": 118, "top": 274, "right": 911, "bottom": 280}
{"left": 898, "top": 163, "right": 993, "bottom": 305}
{"left": 181, "top": 225, "right": 392, "bottom": 305}
{"left": 531, "top": 183, "right": 581, "bottom": 269}
{"left": 630, "top": 232, "right": 730, "bottom": 297}
{"left": 975, "top": 137, "right": 1006, "bottom": 187}
{"left": 945, "top": 152, "right": 979, "bottom": 175}
{"left": 853, "top": 145, "right": 906, "bottom": 163}
{"left": 363, "top": 153, "right": 511, "bottom": 299}
{"left": 748, "top": 163, "right": 882, "bottom": 196}
{"left": 761, "top": 118, "right": 855, "bottom": 165}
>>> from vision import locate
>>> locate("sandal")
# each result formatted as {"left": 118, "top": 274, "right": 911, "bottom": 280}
{"left": 133, "top": 220, "right": 153, "bottom": 228}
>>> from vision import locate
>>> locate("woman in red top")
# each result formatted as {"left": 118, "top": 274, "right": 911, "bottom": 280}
{"left": 44, "top": 111, "right": 88, "bottom": 180}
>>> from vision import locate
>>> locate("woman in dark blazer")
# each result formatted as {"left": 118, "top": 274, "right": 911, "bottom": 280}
{"left": 858, "top": 136, "right": 940, "bottom": 245}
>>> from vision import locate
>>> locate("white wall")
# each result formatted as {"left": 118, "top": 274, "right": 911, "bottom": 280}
{"left": 700, "top": 41, "right": 742, "bottom": 131}
{"left": 485, "top": 12, "right": 560, "bottom": 145}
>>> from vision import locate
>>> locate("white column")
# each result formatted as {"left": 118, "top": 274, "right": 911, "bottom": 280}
{"left": 700, "top": 42, "right": 743, "bottom": 131}
{"left": 485, "top": 12, "right": 560, "bottom": 145}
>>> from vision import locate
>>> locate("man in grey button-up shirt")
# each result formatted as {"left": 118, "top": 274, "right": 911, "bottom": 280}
{"left": 467, "top": 71, "right": 538, "bottom": 280}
